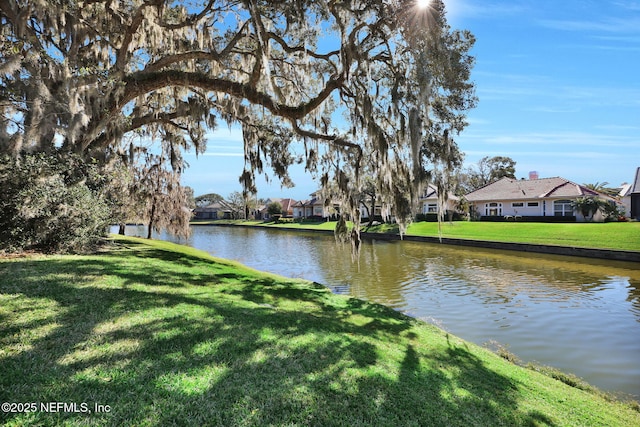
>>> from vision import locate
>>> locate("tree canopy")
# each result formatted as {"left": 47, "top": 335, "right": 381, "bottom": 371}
{"left": 195, "top": 192, "right": 224, "bottom": 207}
{"left": 1, "top": 0, "right": 476, "bottom": 250}
{"left": 457, "top": 156, "right": 517, "bottom": 194}
{"left": 266, "top": 201, "right": 282, "bottom": 216}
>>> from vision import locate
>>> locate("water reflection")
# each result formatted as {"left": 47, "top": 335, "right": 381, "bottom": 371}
{"left": 114, "top": 225, "right": 640, "bottom": 398}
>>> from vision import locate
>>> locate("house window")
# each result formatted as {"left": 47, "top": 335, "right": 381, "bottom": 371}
{"left": 554, "top": 200, "right": 573, "bottom": 216}
{"left": 512, "top": 202, "right": 524, "bottom": 207}
{"left": 527, "top": 202, "right": 539, "bottom": 207}
{"left": 424, "top": 203, "right": 437, "bottom": 213}
{"left": 486, "top": 202, "right": 502, "bottom": 216}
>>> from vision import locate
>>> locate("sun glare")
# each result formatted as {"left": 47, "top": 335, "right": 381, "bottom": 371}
{"left": 416, "top": 0, "right": 432, "bottom": 9}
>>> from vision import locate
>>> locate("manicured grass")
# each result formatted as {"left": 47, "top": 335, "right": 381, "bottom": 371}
{"left": 405, "top": 221, "right": 640, "bottom": 251}
{"left": 1, "top": 236, "right": 638, "bottom": 426}
{"left": 193, "top": 219, "right": 640, "bottom": 252}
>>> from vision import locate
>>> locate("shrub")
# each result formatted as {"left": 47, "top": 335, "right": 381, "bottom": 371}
{"left": 599, "top": 201, "right": 625, "bottom": 222}
{"left": 271, "top": 214, "right": 282, "bottom": 223}
{"left": 415, "top": 211, "right": 462, "bottom": 222}
{"left": 0, "top": 153, "right": 113, "bottom": 253}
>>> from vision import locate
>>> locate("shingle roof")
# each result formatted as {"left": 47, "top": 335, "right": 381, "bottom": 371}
{"left": 291, "top": 198, "right": 323, "bottom": 207}
{"left": 465, "top": 177, "right": 601, "bottom": 202}
{"left": 194, "top": 200, "right": 233, "bottom": 212}
{"left": 279, "top": 198, "right": 296, "bottom": 212}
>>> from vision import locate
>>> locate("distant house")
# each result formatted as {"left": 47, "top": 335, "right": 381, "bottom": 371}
{"left": 260, "top": 197, "right": 297, "bottom": 219}
{"left": 419, "top": 183, "right": 459, "bottom": 217}
{"left": 465, "top": 176, "right": 617, "bottom": 222}
{"left": 192, "top": 200, "right": 233, "bottom": 220}
{"left": 625, "top": 167, "right": 640, "bottom": 220}
{"left": 279, "top": 198, "right": 297, "bottom": 217}
{"left": 619, "top": 182, "right": 633, "bottom": 218}
{"left": 292, "top": 199, "right": 315, "bottom": 218}
{"left": 292, "top": 192, "right": 338, "bottom": 219}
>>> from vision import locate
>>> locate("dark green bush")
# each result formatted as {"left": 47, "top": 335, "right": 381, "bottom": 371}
{"left": 0, "top": 153, "right": 113, "bottom": 253}
{"left": 415, "top": 211, "right": 462, "bottom": 222}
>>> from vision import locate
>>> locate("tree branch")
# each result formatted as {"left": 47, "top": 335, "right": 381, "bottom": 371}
{"left": 157, "top": 0, "right": 215, "bottom": 30}
{"left": 290, "top": 120, "right": 363, "bottom": 164}
{"left": 123, "top": 70, "right": 344, "bottom": 121}
{"left": 142, "top": 20, "right": 249, "bottom": 73}
{"left": 115, "top": 2, "right": 153, "bottom": 73}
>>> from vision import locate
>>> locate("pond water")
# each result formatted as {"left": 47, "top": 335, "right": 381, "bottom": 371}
{"left": 116, "top": 225, "right": 640, "bottom": 398}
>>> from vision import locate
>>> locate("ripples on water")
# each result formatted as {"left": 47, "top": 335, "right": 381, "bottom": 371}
{"left": 116, "top": 225, "right": 640, "bottom": 398}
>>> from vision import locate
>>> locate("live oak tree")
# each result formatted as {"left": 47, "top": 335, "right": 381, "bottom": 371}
{"left": 1, "top": 0, "right": 476, "bottom": 250}
{"left": 358, "top": 175, "right": 379, "bottom": 227}
{"left": 226, "top": 191, "right": 246, "bottom": 219}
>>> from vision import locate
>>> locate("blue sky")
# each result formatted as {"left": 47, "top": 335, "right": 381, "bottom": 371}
{"left": 183, "top": 0, "right": 640, "bottom": 199}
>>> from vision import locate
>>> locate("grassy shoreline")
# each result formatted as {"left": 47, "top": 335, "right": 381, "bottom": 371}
{"left": 1, "top": 236, "right": 638, "bottom": 426}
{"left": 191, "top": 219, "right": 640, "bottom": 252}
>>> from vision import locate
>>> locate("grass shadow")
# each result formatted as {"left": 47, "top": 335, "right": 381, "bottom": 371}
{"left": 0, "top": 242, "right": 601, "bottom": 426}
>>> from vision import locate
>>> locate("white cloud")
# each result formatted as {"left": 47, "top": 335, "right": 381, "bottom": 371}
{"left": 594, "top": 124, "right": 640, "bottom": 131}
{"left": 537, "top": 17, "right": 640, "bottom": 33}
{"left": 614, "top": 1, "right": 640, "bottom": 11}
{"left": 204, "top": 126, "right": 244, "bottom": 141}
{"left": 465, "top": 131, "right": 638, "bottom": 148}
{"left": 475, "top": 77, "right": 640, "bottom": 108}
{"left": 523, "top": 106, "right": 580, "bottom": 113}
{"left": 586, "top": 44, "right": 640, "bottom": 52}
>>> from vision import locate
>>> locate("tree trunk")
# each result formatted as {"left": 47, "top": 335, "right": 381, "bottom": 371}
{"left": 118, "top": 223, "right": 126, "bottom": 235}
{"left": 368, "top": 197, "right": 376, "bottom": 227}
{"left": 147, "top": 203, "right": 156, "bottom": 239}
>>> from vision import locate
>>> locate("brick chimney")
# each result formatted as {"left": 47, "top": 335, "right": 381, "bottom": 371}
{"left": 529, "top": 171, "right": 539, "bottom": 180}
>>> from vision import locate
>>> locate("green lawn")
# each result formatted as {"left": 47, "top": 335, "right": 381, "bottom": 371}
{"left": 405, "top": 221, "right": 640, "bottom": 251}
{"left": 193, "top": 219, "right": 640, "bottom": 252}
{"left": 1, "top": 236, "right": 638, "bottom": 426}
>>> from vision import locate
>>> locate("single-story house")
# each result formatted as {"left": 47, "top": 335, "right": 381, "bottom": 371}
{"left": 260, "top": 197, "right": 297, "bottom": 219}
{"left": 465, "top": 176, "right": 617, "bottom": 222}
{"left": 620, "top": 167, "right": 640, "bottom": 220}
{"left": 192, "top": 200, "right": 234, "bottom": 220}
{"left": 293, "top": 195, "right": 326, "bottom": 219}
{"left": 293, "top": 192, "right": 339, "bottom": 219}
{"left": 419, "top": 183, "right": 459, "bottom": 216}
